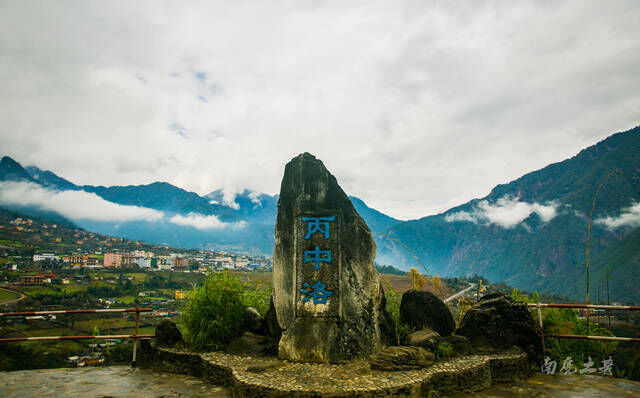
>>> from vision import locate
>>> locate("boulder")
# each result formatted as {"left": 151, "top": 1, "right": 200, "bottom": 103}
{"left": 155, "top": 319, "right": 182, "bottom": 348}
{"left": 407, "top": 328, "right": 440, "bottom": 351}
{"left": 439, "top": 334, "right": 472, "bottom": 357}
{"left": 243, "top": 307, "right": 267, "bottom": 335}
{"left": 369, "top": 346, "right": 435, "bottom": 371}
{"left": 226, "top": 332, "right": 278, "bottom": 357}
{"left": 264, "top": 296, "right": 282, "bottom": 339}
{"left": 273, "top": 153, "right": 393, "bottom": 363}
{"left": 400, "top": 290, "right": 455, "bottom": 337}
{"left": 456, "top": 293, "right": 542, "bottom": 363}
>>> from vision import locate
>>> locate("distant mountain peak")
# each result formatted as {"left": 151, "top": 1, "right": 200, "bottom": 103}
{"left": 25, "top": 165, "right": 78, "bottom": 190}
{"left": 0, "top": 156, "right": 37, "bottom": 183}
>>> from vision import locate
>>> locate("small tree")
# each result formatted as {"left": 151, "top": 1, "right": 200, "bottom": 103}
{"left": 409, "top": 268, "right": 426, "bottom": 290}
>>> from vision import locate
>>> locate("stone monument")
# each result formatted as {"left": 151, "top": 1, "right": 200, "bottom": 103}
{"left": 273, "top": 153, "right": 392, "bottom": 363}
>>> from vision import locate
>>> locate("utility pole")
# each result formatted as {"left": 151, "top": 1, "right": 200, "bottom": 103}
{"left": 605, "top": 268, "right": 612, "bottom": 327}
{"left": 586, "top": 169, "right": 622, "bottom": 337}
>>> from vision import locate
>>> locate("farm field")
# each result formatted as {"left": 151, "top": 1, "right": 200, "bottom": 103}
{"left": 0, "top": 288, "right": 20, "bottom": 302}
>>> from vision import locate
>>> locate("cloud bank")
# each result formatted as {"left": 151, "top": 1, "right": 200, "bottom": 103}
{"left": 0, "top": 181, "right": 163, "bottom": 222}
{"left": 595, "top": 202, "right": 640, "bottom": 229}
{"left": 169, "top": 212, "right": 246, "bottom": 230}
{"left": 1, "top": 2, "right": 639, "bottom": 220}
{"left": 445, "top": 196, "right": 560, "bottom": 228}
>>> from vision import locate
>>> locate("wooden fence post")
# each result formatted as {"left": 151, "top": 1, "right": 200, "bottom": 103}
{"left": 132, "top": 306, "right": 140, "bottom": 367}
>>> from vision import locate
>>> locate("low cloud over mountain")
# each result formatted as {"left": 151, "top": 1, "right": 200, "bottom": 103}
{"left": 445, "top": 196, "right": 560, "bottom": 228}
{"left": 596, "top": 201, "right": 640, "bottom": 229}
{"left": 0, "top": 181, "right": 163, "bottom": 223}
{"left": 169, "top": 212, "right": 246, "bottom": 230}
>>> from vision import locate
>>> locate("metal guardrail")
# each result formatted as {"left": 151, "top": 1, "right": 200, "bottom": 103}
{"left": 0, "top": 306, "right": 154, "bottom": 366}
{"left": 527, "top": 303, "right": 640, "bottom": 354}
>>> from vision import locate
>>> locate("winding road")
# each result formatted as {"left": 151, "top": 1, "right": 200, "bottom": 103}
{"left": 444, "top": 283, "right": 476, "bottom": 303}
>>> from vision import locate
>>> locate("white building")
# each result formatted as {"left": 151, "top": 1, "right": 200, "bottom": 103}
{"left": 135, "top": 257, "right": 151, "bottom": 268}
{"left": 156, "top": 256, "right": 172, "bottom": 271}
{"left": 33, "top": 253, "right": 59, "bottom": 262}
{"left": 131, "top": 250, "right": 153, "bottom": 258}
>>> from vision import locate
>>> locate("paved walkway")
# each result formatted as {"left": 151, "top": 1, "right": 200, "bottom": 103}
{"left": 453, "top": 373, "right": 640, "bottom": 398}
{"left": 3, "top": 366, "right": 231, "bottom": 398}
{"left": 3, "top": 366, "right": 640, "bottom": 397}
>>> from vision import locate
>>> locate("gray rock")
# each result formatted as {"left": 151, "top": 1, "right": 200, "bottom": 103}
{"left": 407, "top": 328, "right": 440, "bottom": 350}
{"left": 226, "top": 332, "right": 278, "bottom": 357}
{"left": 243, "top": 307, "right": 267, "bottom": 335}
{"left": 456, "top": 293, "right": 542, "bottom": 363}
{"left": 439, "top": 334, "right": 472, "bottom": 357}
{"left": 400, "top": 290, "right": 455, "bottom": 337}
{"left": 264, "top": 296, "right": 282, "bottom": 339}
{"left": 369, "top": 346, "right": 435, "bottom": 371}
{"left": 273, "top": 153, "right": 393, "bottom": 363}
{"left": 155, "top": 319, "right": 182, "bottom": 348}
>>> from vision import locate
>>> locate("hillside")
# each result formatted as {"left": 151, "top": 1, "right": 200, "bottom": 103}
{"left": 376, "top": 126, "right": 640, "bottom": 302}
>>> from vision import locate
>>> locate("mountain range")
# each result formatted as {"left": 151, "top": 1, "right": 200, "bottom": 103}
{"left": 375, "top": 126, "right": 640, "bottom": 303}
{"left": 1, "top": 125, "right": 638, "bottom": 302}
{"left": 0, "top": 156, "right": 399, "bottom": 255}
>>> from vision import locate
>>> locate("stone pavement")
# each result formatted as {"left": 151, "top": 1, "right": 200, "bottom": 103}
{"left": 452, "top": 373, "right": 640, "bottom": 398}
{"left": 2, "top": 365, "right": 640, "bottom": 397}
{"left": 2, "top": 366, "right": 231, "bottom": 398}
{"left": 143, "top": 344, "right": 531, "bottom": 396}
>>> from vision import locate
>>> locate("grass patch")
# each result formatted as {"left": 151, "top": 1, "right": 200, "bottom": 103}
{"left": 0, "top": 289, "right": 20, "bottom": 301}
{"left": 23, "top": 287, "right": 63, "bottom": 298}
{"left": 73, "top": 318, "right": 137, "bottom": 333}
{"left": 114, "top": 295, "right": 136, "bottom": 304}
{"left": 137, "top": 327, "right": 155, "bottom": 335}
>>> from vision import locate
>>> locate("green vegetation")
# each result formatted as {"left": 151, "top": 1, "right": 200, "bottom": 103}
{"left": 375, "top": 263, "right": 407, "bottom": 275}
{"left": 509, "top": 288, "right": 640, "bottom": 380}
{"left": 0, "top": 289, "right": 19, "bottom": 301}
{"left": 0, "top": 340, "right": 83, "bottom": 370}
{"left": 182, "top": 271, "right": 271, "bottom": 351}
{"left": 435, "top": 341, "right": 454, "bottom": 361}
{"left": 382, "top": 277, "right": 410, "bottom": 345}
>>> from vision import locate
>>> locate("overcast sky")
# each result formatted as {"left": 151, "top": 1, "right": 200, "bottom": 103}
{"left": 1, "top": 1, "right": 639, "bottom": 220}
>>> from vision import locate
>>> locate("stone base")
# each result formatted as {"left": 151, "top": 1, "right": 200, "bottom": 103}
{"left": 139, "top": 340, "right": 531, "bottom": 397}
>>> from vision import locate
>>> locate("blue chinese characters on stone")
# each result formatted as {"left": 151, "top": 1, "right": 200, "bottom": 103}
{"left": 304, "top": 245, "right": 331, "bottom": 271}
{"left": 300, "top": 281, "right": 334, "bottom": 304}
{"left": 302, "top": 216, "right": 335, "bottom": 240}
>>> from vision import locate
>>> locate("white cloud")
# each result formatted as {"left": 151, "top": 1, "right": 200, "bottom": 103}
{"left": 248, "top": 191, "right": 262, "bottom": 207}
{"left": 444, "top": 196, "right": 560, "bottom": 228}
{"left": 0, "top": 181, "right": 163, "bottom": 222}
{"left": 169, "top": 212, "right": 246, "bottom": 230}
{"left": 444, "top": 211, "right": 476, "bottom": 223}
{"left": 1, "top": 2, "right": 639, "bottom": 220}
{"left": 595, "top": 202, "right": 640, "bottom": 229}
{"left": 220, "top": 189, "right": 240, "bottom": 210}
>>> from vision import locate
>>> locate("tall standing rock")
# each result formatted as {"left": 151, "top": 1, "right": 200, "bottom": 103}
{"left": 273, "top": 153, "right": 392, "bottom": 363}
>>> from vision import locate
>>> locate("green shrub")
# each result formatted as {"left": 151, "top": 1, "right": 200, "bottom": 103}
{"left": 435, "top": 341, "right": 454, "bottom": 360}
{"left": 383, "top": 277, "right": 411, "bottom": 345}
{"left": 182, "top": 271, "right": 271, "bottom": 351}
